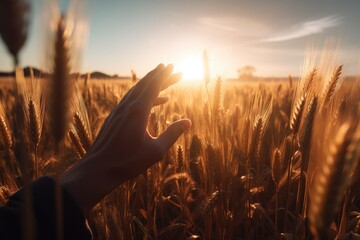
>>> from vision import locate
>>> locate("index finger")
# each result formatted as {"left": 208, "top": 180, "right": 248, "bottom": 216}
{"left": 137, "top": 64, "right": 174, "bottom": 110}
{"left": 120, "top": 64, "right": 165, "bottom": 104}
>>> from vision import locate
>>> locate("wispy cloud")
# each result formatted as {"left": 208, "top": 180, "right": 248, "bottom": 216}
{"left": 198, "top": 17, "right": 238, "bottom": 32}
{"left": 198, "top": 16, "right": 271, "bottom": 37}
{"left": 262, "top": 15, "right": 342, "bottom": 42}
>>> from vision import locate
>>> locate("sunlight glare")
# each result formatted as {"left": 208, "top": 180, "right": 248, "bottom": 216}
{"left": 176, "top": 55, "right": 204, "bottom": 83}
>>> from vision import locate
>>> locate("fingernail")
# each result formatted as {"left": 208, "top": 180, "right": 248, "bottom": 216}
{"left": 167, "top": 64, "right": 174, "bottom": 72}
{"left": 182, "top": 119, "right": 192, "bottom": 131}
{"left": 162, "top": 96, "right": 170, "bottom": 101}
{"left": 157, "top": 63, "right": 165, "bottom": 69}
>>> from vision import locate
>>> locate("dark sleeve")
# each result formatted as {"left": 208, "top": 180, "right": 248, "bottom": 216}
{"left": 0, "top": 177, "right": 93, "bottom": 240}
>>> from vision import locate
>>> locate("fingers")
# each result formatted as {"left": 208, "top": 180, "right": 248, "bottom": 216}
{"left": 123, "top": 64, "right": 180, "bottom": 107}
{"left": 160, "top": 73, "right": 182, "bottom": 91}
{"left": 124, "top": 64, "right": 165, "bottom": 103}
{"left": 147, "top": 72, "right": 182, "bottom": 106}
{"left": 138, "top": 65, "right": 174, "bottom": 109}
{"left": 123, "top": 64, "right": 178, "bottom": 133}
{"left": 153, "top": 96, "right": 169, "bottom": 106}
{"left": 155, "top": 119, "right": 192, "bottom": 153}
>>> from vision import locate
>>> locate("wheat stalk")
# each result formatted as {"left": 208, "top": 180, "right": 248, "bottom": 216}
{"left": 148, "top": 111, "right": 158, "bottom": 137}
{"left": 322, "top": 65, "right": 343, "bottom": 107}
{"left": 203, "top": 50, "right": 210, "bottom": 85}
{"left": 288, "top": 75, "right": 293, "bottom": 89}
{"left": 163, "top": 172, "right": 194, "bottom": 186}
{"left": 241, "top": 117, "right": 250, "bottom": 158}
{"left": 206, "top": 144, "right": 222, "bottom": 188}
{"left": 302, "top": 68, "right": 317, "bottom": 94}
{"left": 308, "top": 123, "right": 352, "bottom": 240}
{"left": 189, "top": 135, "right": 203, "bottom": 185}
{"left": 28, "top": 99, "right": 40, "bottom": 147}
{"left": 48, "top": 15, "right": 73, "bottom": 149}
{"left": 248, "top": 116, "right": 264, "bottom": 161}
{"left": 68, "top": 130, "right": 86, "bottom": 159}
{"left": 299, "top": 97, "right": 318, "bottom": 156}
{"left": 176, "top": 145, "right": 184, "bottom": 171}
{"left": 212, "top": 76, "right": 222, "bottom": 121}
{"left": 0, "top": 116, "right": 12, "bottom": 150}
{"left": 290, "top": 94, "right": 307, "bottom": 135}
{"left": 294, "top": 97, "right": 319, "bottom": 221}
{"left": 193, "top": 190, "right": 220, "bottom": 222}
{"left": 271, "top": 148, "right": 282, "bottom": 234}
{"left": 73, "top": 112, "right": 92, "bottom": 151}
{"left": 271, "top": 148, "right": 283, "bottom": 184}
{"left": 28, "top": 98, "right": 41, "bottom": 178}
{"left": 189, "top": 157, "right": 202, "bottom": 187}
{"left": 190, "top": 135, "right": 202, "bottom": 159}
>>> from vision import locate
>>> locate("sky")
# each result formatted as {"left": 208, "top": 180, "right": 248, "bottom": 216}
{"left": 1, "top": 0, "right": 360, "bottom": 79}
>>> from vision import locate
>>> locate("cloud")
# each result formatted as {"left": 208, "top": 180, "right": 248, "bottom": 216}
{"left": 198, "top": 17, "right": 238, "bottom": 32}
{"left": 262, "top": 15, "right": 342, "bottom": 42}
{"left": 198, "top": 16, "right": 271, "bottom": 37}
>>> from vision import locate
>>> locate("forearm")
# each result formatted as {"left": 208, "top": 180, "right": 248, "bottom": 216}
{"left": 0, "top": 177, "right": 92, "bottom": 240}
{"left": 60, "top": 153, "right": 120, "bottom": 215}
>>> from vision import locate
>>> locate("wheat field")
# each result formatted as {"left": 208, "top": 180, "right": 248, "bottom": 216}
{"left": 1, "top": 64, "right": 360, "bottom": 239}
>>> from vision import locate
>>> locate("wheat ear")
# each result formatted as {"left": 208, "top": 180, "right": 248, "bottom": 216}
{"left": 308, "top": 123, "right": 352, "bottom": 240}
{"left": 189, "top": 135, "right": 202, "bottom": 185}
{"left": 193, "top": 190, "right": 220, "bottom": 222}
{"left": 290, "top": 94, "right": 307, "bottom": 134}
{"left": 297, "top": 97, "right": 318, "bottom": 212}
{"left": 73, "top": 112, "right": 92, "bottom": 151}
{"left": 322, "top": 65, "right": 343, "bottom": 106}
{"left": 190, "top": 135, "right": 202, "bottom": 159}
{"left": 48, "top": 16, "right": 73, "bottom": 149}
{"left": 68, "top": 130, "right": 86, "bottom": 159}
{"left": 206, "top": 144, "right": 222, "bottom": 188}
{"left": 0, "top": 116, "right": 12, "bottom": 150}
{"left": 299, "top": 97, "right": 318, "bottom": 162}
{"left": 271, "top": 148, "right": 283, "bottom": 184}
{"left": 28, "top": 99, "right": 40, "bottom": 147}
{"left": 248, "top": 116, "right": 264, "bottom": 161}
{"left": 176, "top": 145, "right": 184, "bottom": 171}
{"left": 303, "top": 68, "right": 317, "bottom": 94}
{"left": 28, "top": 99, "right": 41, "bottom": 178}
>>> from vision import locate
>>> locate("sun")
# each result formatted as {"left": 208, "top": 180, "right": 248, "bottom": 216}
{"left": 175, "top": 55, "right": 204, "bottom": 83}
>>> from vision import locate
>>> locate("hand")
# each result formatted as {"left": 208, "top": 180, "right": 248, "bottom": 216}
{"left": 61, "top": 64, "right": 191, "bottom": 214}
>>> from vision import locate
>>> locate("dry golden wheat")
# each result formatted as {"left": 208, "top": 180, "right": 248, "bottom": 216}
{"left": 68, "top": 130, "right": 86, "bottom": 159}
{"left": 308, "top": 123, "right": 351, "bottom": 240}
{"left": 73, "top": 112, "right": 92, "bottom": 151}
{"left": 0, "top": 116, "right": 12, "bottom": 150}
{"left": 290, "top": 94, "right": 307, "bottom": 134}
{"left": 48, "top": 16, "right": 73, "bottom": 148}
{"left": 28, "top": 99, "right": 40, "bottom": 147}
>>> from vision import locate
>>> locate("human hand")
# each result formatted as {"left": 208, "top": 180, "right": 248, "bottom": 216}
{"left": 61, "top": 64, "right": 191, "bottom": 214}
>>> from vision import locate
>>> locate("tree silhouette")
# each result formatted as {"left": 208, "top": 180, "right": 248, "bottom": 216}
{"left": 237, "top": 65, "right": 256, "bottom": 81}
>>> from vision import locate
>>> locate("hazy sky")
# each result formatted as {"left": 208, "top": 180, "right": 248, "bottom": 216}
{"left": 1, "top": 0, "right": 360, "bottom": 78}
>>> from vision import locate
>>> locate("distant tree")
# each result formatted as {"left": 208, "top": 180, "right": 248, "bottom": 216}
{"left": 237, "top": 65, "right": 256, "bottom": 81}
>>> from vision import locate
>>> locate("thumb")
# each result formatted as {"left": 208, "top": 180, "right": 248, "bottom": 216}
{"left": 156, "top": 119, "right": 192, "bottom": 153}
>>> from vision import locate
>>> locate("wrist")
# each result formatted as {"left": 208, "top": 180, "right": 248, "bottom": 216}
{"left": 60, "top": 154, "right": 118, "bottom": 214}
